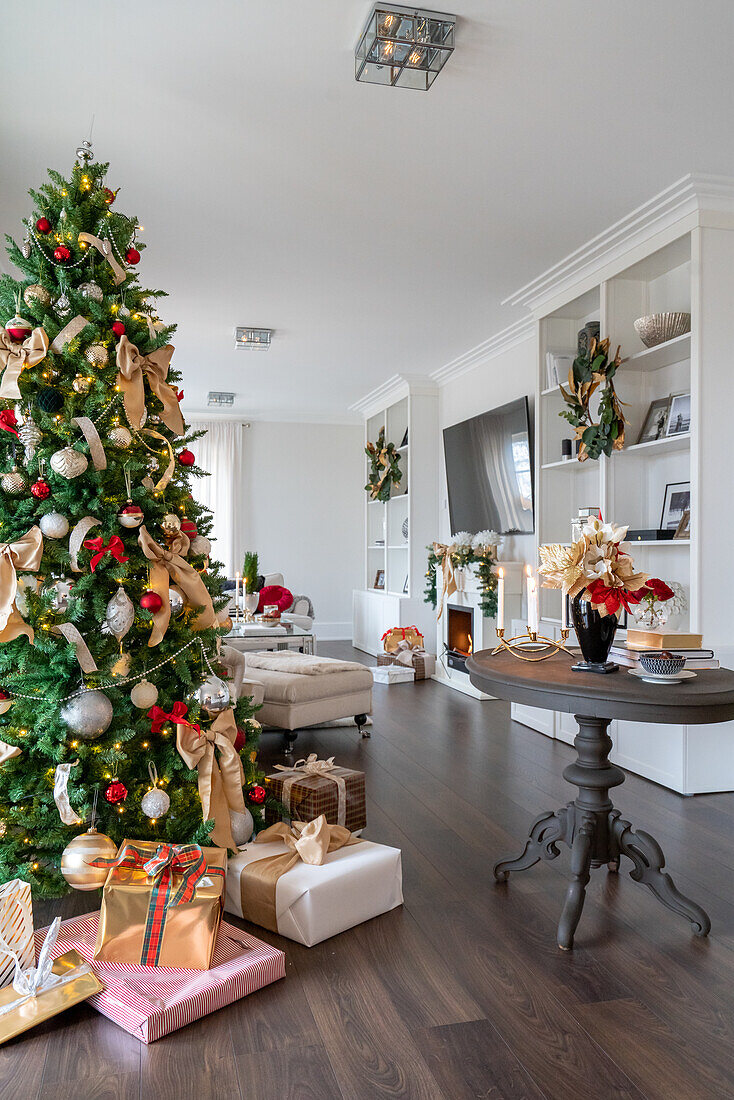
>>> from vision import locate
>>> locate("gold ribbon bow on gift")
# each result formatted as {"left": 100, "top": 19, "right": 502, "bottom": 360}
{"left": 0, "top": 526, "right": 43, "bottom": 644}
{"left": 116, "top": 336, "right": 185, "bottom": 436}
{"left": 432, "top": 542, "right": 457, "bottom": 620}
{"left": 272, "top": 754, "right": 348, "bottom": 826}
{"left": 0, "top": 328, "right": 48, "bottom": 400}
{"left": 391, "top": 639, "right": 426, "bottom": 667}
{"left": 137, "top": 526, "right": 216, "bottom": 646}
{"left": 175, "top": 707, "right": 246, "bottom": 851}
{"left": 239, "top": 816, "right": 360, "bottom": 934}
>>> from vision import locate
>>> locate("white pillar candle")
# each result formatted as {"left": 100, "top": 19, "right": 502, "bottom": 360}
{"left": 561, "top": 588, "right": 568, "bottom": 631}
{"left": 525, "top": 565, "right": 533, "bottom": 631}
{"left": 235, "top": 572, "right": 241, "bottom": 622}
{"left": 497, "top": 567, "right": 505, "bottom": 630}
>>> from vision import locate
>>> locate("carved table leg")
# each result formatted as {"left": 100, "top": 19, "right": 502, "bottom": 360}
{"left": 494, "top": 808, "right": 568, "bottom": 882}
{"left": 557, "top": 816, "right": 595, "bottom": 950}
{"left": 609, "top": 810, "right": 711, "bottom": 937}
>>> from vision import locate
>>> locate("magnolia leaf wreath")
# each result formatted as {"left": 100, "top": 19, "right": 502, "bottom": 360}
{"left": 559, "top": 337, "right": 626, "bottom": 461}
{"left": 365, "top": 427, "right": 402, "bottom": 502}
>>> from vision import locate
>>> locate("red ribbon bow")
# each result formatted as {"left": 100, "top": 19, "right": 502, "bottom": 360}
{"left": 0, "top": 410, "right": 18, "bottom": 436}
{"left": 148, "top": 700, "right": 200, "bottom": 735}
{"left": 83, "top": 535, "right": 130, "bottom": 573}
{"left": 90, "top": 842, "right": 223, "bottom": 966}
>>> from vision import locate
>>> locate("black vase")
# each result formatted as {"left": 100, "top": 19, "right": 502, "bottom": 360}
{"left": 570, "top": 594, "right": 619, "bottom": 673}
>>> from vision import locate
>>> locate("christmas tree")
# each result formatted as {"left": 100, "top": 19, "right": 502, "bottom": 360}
{"left": 0, "top": 140, "right": 266, "bottom": 896}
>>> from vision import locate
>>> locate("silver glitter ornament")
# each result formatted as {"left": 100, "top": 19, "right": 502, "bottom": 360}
{"left": 23, "top": 284, "right": 52, "bottom": 310}
{"left": 17, "top": 415, "right": 42, "bottom": 465}
{"left": 168, "top": 587, "right": 185, "bottom": 617}
{"left": 141, "top": 786, "right": 170, "bottom": 819}
{"left": 50, "top": 447, "right": 88, "bottom": 479}
{"left": 230, "top": 808, "right": 254, "bottom": 847}
{"left": 189, "top": 535, "right": 211, "bottom": 557}
{"left": 106, "top": 586, "right": 135, "bottom": 640}
{"left": 76, "top": 139, "right": 94, "bottom": 164}
{"left": 60, "top": 689, "right": 113, "bottom": 740}
{"left": 197, "top": 675, "right": 230, "bottom": 716}
{"left": 108, "top": 426, "right": 132, "bottom": 449}
{"left": 85, "top": 343, "right": 108, "bottom": 368}
{"left": 55, "top": 292, "right": 71, "bottom": 318}
{"left": 1, "top": 465, "right": 27, "bottom": 495}
{"left": 39, "top": 511, "right": 70, "bottom": 539}
{"left": 118, "top": 304, "right": 131, "bottom": 319}
{"left": 79, "top": 281, "right": 103, "bottom": 302}
{"left": 20, "top": 233, "right": 31, "bottom": 260}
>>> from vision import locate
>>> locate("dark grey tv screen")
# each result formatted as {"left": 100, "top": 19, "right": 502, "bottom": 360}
{"left": 443, "top": 396, "right": 534, "bottom": 535}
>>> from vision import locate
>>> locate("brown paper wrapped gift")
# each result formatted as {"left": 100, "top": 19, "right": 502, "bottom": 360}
{"left": 93, "top": 839, "right": 226, "bottom": 969}
{"left": 264, "top": 755, "right": 366, "bottom": 833}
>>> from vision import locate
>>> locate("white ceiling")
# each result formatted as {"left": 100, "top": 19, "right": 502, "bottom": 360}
{"left": 2, "top": 1, "right": 733, "bottom": 421}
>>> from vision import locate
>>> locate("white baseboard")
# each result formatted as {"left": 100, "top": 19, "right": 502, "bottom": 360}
{"left": 313, "top": 621, "right": 352, "bottom": 641}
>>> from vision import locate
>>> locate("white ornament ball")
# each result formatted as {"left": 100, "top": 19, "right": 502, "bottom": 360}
{"left": 85, "top": 343, "right": 108, "bottom": 367}
{"left": 60, "top": 689, "right": 113, "bottom": 740}
{"left": 108, "top": 426, "right": 132, "bottom": 449}
{"left": 50, "top": 447, "right": 88, "bottom": 479}
{"left": 141, "top": 786, "right": 171, "bottom": 819}
{"left": 130, "top": 679, "right": 158, "bottom": 709}
{"left": 230, "top": 808, "right": 254, "bottom": 847}
{"left": 79, "top": 281, "right": 103, "bottom": 302}
{"left": 189, "top": 535, "right": 211, "bottom": 557}
{"left": 40, "top": 512, "right": 70, "bottom": 539}
{"left": 60, "top": 827, "right": 118, "bottom": 891}
{"left": 197, "top": 674, "right": 230, "bottom": 716}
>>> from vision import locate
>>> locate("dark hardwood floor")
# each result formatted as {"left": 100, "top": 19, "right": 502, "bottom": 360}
{"left": 5, "top": 641, "right": 734, "bottom": 1099}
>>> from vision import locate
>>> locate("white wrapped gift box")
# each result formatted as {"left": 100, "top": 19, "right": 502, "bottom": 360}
{"left": 371, "top": 665, "right": 415, "bottom": 685}
{"left": 225, "top": 837, "right": 403, "bottom": 947}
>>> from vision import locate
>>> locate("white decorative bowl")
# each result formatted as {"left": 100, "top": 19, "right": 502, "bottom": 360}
{"left": 633, "top": 312, "right": 691, "bottom": 348}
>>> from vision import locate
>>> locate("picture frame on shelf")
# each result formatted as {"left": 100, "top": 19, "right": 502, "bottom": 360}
{"left": 661, "top": 482, "right": 691, "bottom": 533}
{"left": 545, "top": 350, "right": 574, "bottom": 390}
{"left": 666, "top": 392, "right": 691, "bottom": 437}
{"left": 674, "top": 508, "right": 691, "bottom": 540}
{"left": 637, "top": 396, "right": 671, "bottom": 445}
{"left": 400, "top": 427, "right": 408, "bottom": 448}
{"left": 373, "top": 569, "right": 385, "bottom": 590}
{"left": 402, "top": 574, "right": 409, "bottom": 594}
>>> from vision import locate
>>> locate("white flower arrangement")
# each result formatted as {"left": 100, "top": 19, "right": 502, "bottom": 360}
{"left": 451, "top": 532, "right": 474, "bottom": 550}
{"left": 472, "top": 530, "right": 502, "bottom": 551}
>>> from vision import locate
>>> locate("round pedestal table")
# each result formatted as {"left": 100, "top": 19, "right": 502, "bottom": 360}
{"left": 466, "top": 649, "right": 734, "bottom": 950}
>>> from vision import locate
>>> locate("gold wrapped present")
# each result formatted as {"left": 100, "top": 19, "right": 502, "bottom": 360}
{"left": 93, "top": 840, "right": 226, "bottom": 969}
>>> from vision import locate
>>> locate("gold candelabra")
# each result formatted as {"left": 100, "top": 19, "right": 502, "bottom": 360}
{"left": 493, "top": 626, "right": 573, "bottom": 662}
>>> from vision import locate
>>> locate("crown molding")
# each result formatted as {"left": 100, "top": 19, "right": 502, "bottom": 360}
{"left": 185, "top": 409, "right": 362, "bottom": 426}
{"left": 430, "top": 316, "right": 535, "bottom": 386}
{"left": 502, "top": 173, "right": 734, "bottom": 314}
{"left": 349, "top": 373, "right": 438, "bottom": 418}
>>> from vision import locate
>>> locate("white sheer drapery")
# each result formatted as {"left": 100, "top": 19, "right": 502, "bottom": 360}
{"left": 188, "top": 420, "right": 245, "bottom": 577}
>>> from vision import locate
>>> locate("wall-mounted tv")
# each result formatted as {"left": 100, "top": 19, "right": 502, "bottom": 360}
{"left": 443, "top": 396, "right": 534, "bottom": 535}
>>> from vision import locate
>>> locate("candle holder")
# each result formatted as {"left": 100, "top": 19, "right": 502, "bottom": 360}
{"left": 493, "top": 626, "right": 573, "bottom": 662}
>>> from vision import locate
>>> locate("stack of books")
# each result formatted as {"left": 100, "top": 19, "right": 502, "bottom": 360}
{"left": 612, "top": 628, "right": 718, "bottom": 670}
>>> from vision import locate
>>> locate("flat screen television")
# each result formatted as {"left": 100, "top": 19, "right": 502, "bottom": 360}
{"left": 443, "top": 396, "right": 534, "bottom": 535}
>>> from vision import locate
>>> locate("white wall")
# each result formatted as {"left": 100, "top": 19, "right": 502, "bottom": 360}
{"left": 242, "top": 421, "right": 364, "bottom": 639}
{"left": 438, "top": 337, "right": 536, "bottom": 566}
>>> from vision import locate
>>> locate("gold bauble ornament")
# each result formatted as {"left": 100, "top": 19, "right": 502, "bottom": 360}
{"left": 23, "top": 284, "right": 52, "bottom": 310}
{"left": 60, "top": 826, "right": 118, "bottom": 891}
{"left": 72, "top": 374, "right": 92, "bottom": 394}
{"left": 85, "top": 343, "right": 108, "bottom": 367}
{"left": 161, "top": 513, "right": 181, "bottom": 536}
{"left": 108, "top": 426, "right": 132, "bottom": 449}
{"left": 1, "top": 465, "right": 27, "bottom": 495}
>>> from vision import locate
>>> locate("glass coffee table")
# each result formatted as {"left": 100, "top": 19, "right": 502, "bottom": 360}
{"left": 224, "top": 621, "right": 315, "bottom": 654}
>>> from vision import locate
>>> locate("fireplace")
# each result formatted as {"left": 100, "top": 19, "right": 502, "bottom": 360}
{"left": 446, "top": 604, "right": 474, "bottom": 672}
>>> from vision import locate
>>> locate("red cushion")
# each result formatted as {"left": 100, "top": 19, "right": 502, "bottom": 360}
{"left": 257, "top": 584, "right": 293, "bottom": 614}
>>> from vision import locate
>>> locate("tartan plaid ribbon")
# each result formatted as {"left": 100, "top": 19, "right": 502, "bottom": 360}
{"left": 83, "top": 535, "right": 129, "bottom": 573}
{"left": 90, "top": 842, "right": 223, "bottom": 966}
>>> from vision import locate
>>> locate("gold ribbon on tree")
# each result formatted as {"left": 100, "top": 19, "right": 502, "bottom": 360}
{"left": 137, "top": 525, "right": 216, "bottom": 646}
{"left": 135, "top": 428, "right": 176, "bottom": 494}
{"left": 239, "top": 817, "right": 360, "bottom": 934}
{"left": 77, "top": 232, "right": 128, "bottom": 285}
{"left": 0, "top": 526, "right": 43, "bottom": 644}
{"left": 432, "top": 542, "right": 457, "bottom": 620}
{"left": 0, "top": 328, "right": 48, "bottom": 400}
{"left": 116, "top": 336, "right": 185, "bottom": 436}
{"left": 175, "top": 707, "right": 245, "bottom": 850}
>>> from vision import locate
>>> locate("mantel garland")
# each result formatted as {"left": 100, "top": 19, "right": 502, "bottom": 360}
{"left": 424, "top": 533, "right": 500, "bottom": 619}
{"left": 559, "top": 337, "right": 626, "bottom": 461}
{"left": 364, "top": 427, "right": 401, "bottom": 502}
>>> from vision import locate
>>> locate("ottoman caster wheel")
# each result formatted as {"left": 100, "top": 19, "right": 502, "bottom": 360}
{"left": 283, "top": 731, "right": 298, "bottom": 757}
{"left": 355, "top": 714, "right": 370, "bottom": 739}
{"left": 608, "top": 860, "right": 619, "bottom": 873}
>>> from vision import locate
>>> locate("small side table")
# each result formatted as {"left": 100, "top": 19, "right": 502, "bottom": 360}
{"left": 466, "top": 649, "right": 734, "bottom": 950}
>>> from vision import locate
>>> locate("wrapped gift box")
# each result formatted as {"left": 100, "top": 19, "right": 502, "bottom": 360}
{"left": 264, "top": 758, "right": 366, "bottom": 833}
{"left": 0, "top": 879, "right": 35, "bottom": 989}
{"left": 94, "top": 840, "right": 227, "bottom": 969}
{"left": 376, "top": 651, "right": 436, "bottom": 680}
{"left": 372, "top": 664, "right": 415, "bottom": 684}
{"left": 225, "top": 834, "right": 403, "bottom": 946}
{"left": 35, "top": 912, "right": 285, "bottom": 1044}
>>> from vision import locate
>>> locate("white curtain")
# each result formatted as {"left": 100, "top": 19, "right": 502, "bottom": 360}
{"left": 188, "top": 420, "right": 246, "bottom": 577}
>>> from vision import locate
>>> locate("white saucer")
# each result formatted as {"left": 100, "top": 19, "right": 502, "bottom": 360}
{"left": 628, "top": 667, "right": 696, "bottom": 685}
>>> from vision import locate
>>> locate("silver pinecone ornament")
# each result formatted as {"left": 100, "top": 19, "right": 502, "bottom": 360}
{"left": 105, "top": 586, "right": 135, "bottom": 640}
{"left": 55, "top": 292, "right": 71, "bottom": 317}
{"left": 20, "top": 231, "right": 31, "bottom": 260}
{"left": 18, "top": 414, "right": 42, "bottom": 465}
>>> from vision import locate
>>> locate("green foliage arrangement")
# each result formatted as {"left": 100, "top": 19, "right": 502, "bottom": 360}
{"left": 243, "top": 550, "right": 259, "bottom": 595}
{"left": 364, "top": 427, "right": 401, "bottom": 502}
{"left": 424, "top": 536, "right": 499, "bottom": 619}
{"left": 559, "top": 337, "right": 626, "bottom": 461}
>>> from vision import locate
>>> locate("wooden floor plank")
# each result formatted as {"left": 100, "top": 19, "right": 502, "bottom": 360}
{"left": 412, "top": 1019, "right": 548, "bottom": 1100}
{"left": 234, "top": 1043, "right": 343, "bottom": 1100}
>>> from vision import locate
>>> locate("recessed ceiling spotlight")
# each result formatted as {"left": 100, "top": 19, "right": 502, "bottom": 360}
{"left": 208, "top": 391, "right": 235, "bottom": 407}
{"left": 234, "top": 327, "right": 272, "bottom": 350}
{"left": 355, "top": 5, "right": 456, "bottom": 90}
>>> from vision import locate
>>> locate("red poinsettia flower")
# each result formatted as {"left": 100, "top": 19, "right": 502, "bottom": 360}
{"left": 639, "top": 577, "right": 674, "bottom": 602}
{"left": 585, "top": 578, "right": 644, "bottom": 617}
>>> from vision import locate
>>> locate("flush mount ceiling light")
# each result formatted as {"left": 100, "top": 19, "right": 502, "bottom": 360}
{"left": 355, "top": 5, "right": 456, "bottom": 90}
{"left": 234, "top": 327, "right": 272, "bottom": 350}
{"left": 207, "top": 391, "right": 235, "bottom": 407}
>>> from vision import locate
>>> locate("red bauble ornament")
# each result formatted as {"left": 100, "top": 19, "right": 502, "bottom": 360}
{"left": 103, "top": 188, "right": 116, "bottom": 205}
{"left": 125, "top": 247, "right": 140, "bottom": 265}
{"left": 105, "top": 780, "right": 128, "bottom": 805}
{"left": 180, "top": 519, "right": 198, "bottom": 538}
{"left": 233, "top": 727, "right": 247, "bottom": 753}
{"left": 178, "top": 449, "right": 195, "bottom": 467}
{"left": 36, "top": 217, "right": 51, "bottom": 234}
{"left": 112, "top": 321, "right": 126, "bottom": 336}
{"left": 31, "top": 478, "right": 50, "bottom": 500}
{"left": 140, "top": 590, "right": 163, "bottom": 612}
{"left": 248, "top": 785, "right": 266, "bottom": 805}
{"left": 53, "top": 245, "right": 71, "bottom": 263}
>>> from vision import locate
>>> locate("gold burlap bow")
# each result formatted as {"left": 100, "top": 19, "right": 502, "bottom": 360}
{"left": 137, "top": 526, "right": 215, "bottom": 646}
{"left": 175, "top": 707, "right": 245, "bottom": 850}
{"left": 0, "top": 527, "right": 43, "bottom": 644}
{"left": 239, "top": 817, "right": 360, "bottom": 934}
{"left": 432, "top": 542, "right": 457, "bottom": 621}
{"left": 0, "top": 328, "right": 48, "bottom": 400}
{"left": 116, "top": 336, "right": 185, "bottom": 436}
{"left": 77, "top": 232, "right": 128, "bottom": 285}
{"left": 272, "top": 754, "right": 348, "bottom": 826}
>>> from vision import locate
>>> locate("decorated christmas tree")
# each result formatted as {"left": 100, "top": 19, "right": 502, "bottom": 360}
{"left": 0, "top": 140, "right": 266, "bottom": 896}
